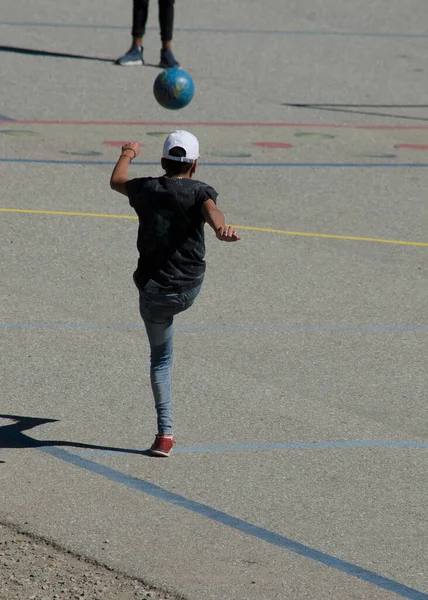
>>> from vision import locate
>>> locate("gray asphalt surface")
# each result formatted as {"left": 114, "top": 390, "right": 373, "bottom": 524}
{"left": 1, "top": 1, "right": 427, "bottom": 599}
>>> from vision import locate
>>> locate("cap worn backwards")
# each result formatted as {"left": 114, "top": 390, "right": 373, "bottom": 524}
{"left": 163, "top": 130, "right": 200, "bottom": 163}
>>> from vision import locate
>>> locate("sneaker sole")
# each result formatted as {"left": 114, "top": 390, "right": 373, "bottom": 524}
{"left": 117, "top": 60, "right": 144, "bottom": 66}
{"left": 151, "top": 449, "right": 171, "bottom": 457}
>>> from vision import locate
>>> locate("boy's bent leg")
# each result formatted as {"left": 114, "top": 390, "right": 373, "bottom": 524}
{"left": 143, "top": 317, "right": 174, "bottom": 435}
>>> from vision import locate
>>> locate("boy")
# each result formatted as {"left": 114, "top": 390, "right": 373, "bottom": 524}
{"left": 110, "top": 131, "right": 240, "bottom": 456}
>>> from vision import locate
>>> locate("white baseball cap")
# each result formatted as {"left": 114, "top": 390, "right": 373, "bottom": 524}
{"left": 162, "top": 130, "right": 200, "bottom": 163}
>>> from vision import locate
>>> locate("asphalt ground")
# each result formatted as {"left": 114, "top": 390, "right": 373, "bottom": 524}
{"left": 0, "top": 1, "right": 427, "bottom": 599}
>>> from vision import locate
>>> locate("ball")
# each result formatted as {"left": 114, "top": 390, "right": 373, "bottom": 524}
{"left": 153, "top": 68, "right": 195, "bottom": 110}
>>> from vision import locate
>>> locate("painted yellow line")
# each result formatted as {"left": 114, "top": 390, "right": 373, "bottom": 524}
{"left": 0, "top": 207, "right": 137, "bottom": 220}
{"left": 1, "top": 207, "right": 428, "bottom": 247}
{"left": 228, "top": 224, "right": 428, "bottom": 247}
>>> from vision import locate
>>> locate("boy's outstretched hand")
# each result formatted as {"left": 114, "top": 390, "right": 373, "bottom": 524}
{"left": 202, "top": 200, "right": 241, "bottom": 242}
{"left": 216, "top": 225, "right": 241, "bottom": 242}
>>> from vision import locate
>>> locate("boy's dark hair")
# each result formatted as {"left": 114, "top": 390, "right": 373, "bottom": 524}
{"left": 163, "top": 146, "right": 194, "bottom": 175}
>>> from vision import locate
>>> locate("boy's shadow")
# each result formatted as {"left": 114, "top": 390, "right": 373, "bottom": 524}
{"left": 0, "top": 414, "right": 151, "bottom": 460}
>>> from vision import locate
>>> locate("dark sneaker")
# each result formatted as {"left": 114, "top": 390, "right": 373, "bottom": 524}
{"left": 159, "top": 48, "right": 180, "bottom": 69}
{"left": 116, "top": 44, "right": 144, "bottom": 66}
{"left": 150, "top": 435, "right": 175, "bottom": 457}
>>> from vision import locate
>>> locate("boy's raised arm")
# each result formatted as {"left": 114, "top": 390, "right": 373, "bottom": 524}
{"left": 110, "top": 142, "right": 141, "bottom": 196}
{"left": 202, "top": 199, "right": 241, "bottom": 242}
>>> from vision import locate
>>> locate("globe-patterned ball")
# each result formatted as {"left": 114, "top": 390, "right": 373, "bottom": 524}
{"left": 153, "top": 68, "right": 195, "bottom": 110}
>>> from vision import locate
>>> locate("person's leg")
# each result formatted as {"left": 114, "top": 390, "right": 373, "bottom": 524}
{"left": 139, "top": 285, "right": 182, "bottom": 442}
{"left": 132, "top": 0, "right": 150, "bottom": 47}
{"left": 116, "top": 0, "right": 149, "bottom": 65}
{"left": 143, "top": 317, "right": 174, "bottom": 435}
{"left": 159, "top": 0, "right": 174, "bottom": 49}
{"left": 138, "top": 282, "right": 202, "bottom": 446}
{"left": 158, "top": 0, "right": 180, "bottom": 68}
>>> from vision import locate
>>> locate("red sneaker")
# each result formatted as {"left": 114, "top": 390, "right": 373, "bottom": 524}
{"left": 150, "top": 435, "right": 175, "bottom": 457}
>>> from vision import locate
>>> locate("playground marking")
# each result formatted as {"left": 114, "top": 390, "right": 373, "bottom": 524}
{"left": 1, "top": 207, "right": 427, "bottom": 247}
{"left": 37, "top": 445, "right": 428, "bottom": 600}
{"left": 395, "top": 143, "right": 428, "bottom": 150}
{"left": 3, "top": 119, "right": 428, "bottom": 130}
{"left": 2, "top": 21, "right": 428, "bottom": 39}
{"left": 1, "top": 322, "right": 428, "bottom": 333}
{"left": 71, "top": 439, "right": 428, "bottom": 458}
{"left": 4, "top": 158, "right": 428, "bottom": 168}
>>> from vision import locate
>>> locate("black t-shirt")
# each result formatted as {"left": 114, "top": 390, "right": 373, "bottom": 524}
{"left": 126, "top": 176, "right": 218, "bottom": 290}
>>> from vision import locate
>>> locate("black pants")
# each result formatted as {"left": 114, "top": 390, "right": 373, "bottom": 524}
{"left": 132, "top": 0, "right": 175, "bottom": 42}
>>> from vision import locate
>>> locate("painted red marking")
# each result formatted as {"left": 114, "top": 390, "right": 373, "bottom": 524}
{"left": 394, "top": 143, "right": 428, "bottom": 150}
{"left": 102, "top": 141, "right": 142, "bottom": 147}
{"left": 2, "top": 120, "right": 428, "bottom": 130}
{"left": 252, "top": 142, "right": 293, "bottom": 148}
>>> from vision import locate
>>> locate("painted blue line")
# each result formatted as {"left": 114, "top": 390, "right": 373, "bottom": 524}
{"left": 71, "top": 440, "right": 428, "bottom": 458}
{"left": 38, "top": 445, "right": 428, "bottom": 600}
{"left": 3, "top": 158, "right": 428, "bottom": 168}
{"left": 0, "top": 158, "right": 155, "bottom": 166}
{"left": 0, "top": 323, "right": 137, "bottom": 330}
{"left": 1, "top": 323, "right": 428, "bottom": 333}
{"left": 1, "top": 22, "right": 428, "bottom": 39}
{"left": 179, "top": 324, "right": 428, "bottom": 333}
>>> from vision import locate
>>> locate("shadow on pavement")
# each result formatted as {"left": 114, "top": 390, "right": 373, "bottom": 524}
{"left": 0, "top": 414, "right": 151, "bottom": 460}
{"left": 0, "top": 45, "right": 115, "bottom": 62}
{"left": 0, "top": 45, "right": 161, "bottom": 68}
